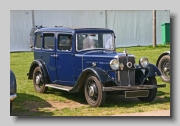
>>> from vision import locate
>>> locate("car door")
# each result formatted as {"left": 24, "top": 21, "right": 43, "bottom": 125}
{"left": 41, "top": 33, "right": 58, "bottom": 83}
{"left": 56, "top": 34, "right": 76, "bottom": 86}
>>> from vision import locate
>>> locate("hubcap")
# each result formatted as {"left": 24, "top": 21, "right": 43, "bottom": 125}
{"left": 164, "top": 67, "right": 168, "bottom": 72}
{"left": 87, "top": 79, "right": 98, "bottom": 103}
{"left": 36, "top": 74, "right": 41, "bottom": 84}
{"left": 89, "top": 85, "right": 95, "bottom": 96}
{"left": 162, "top": 61, "right": 170, "bottom": 78}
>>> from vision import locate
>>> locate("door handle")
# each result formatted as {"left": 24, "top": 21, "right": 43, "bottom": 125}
{"left": 51, "top": 54, "right": 58, "bottom": 58}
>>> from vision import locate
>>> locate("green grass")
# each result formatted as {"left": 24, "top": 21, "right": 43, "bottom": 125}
{"left": 10, "top": 44, "right": 170, "bottom": 116}
{"left": 116, "top": 44, "right": 170, "bottom": 64}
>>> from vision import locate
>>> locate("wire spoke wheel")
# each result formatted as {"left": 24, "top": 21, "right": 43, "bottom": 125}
{"left": 33, "top": 66, "right": 48, "bottom": 93}
{"left": 84, "top": 74, "right": 106, "bottom": 107}
{"left": 161, "top": 59, "right": 170, "bottom": 79}
{"left": 87, "top": 80, "right": 98, "bottom": 103}
{"left": 158, "top": 55, "right": 170, "bottom": 83}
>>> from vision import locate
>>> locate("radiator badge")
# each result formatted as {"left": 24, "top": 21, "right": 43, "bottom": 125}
{"left": 127, "top": 62, "right": 132, "bottom": 68}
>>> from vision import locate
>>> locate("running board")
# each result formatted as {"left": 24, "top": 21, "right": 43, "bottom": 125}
{"left": 45, "top": 84, "right": 73, "bottom": 92}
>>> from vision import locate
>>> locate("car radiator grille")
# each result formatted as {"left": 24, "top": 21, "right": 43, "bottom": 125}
{"left": 116, "top": 56, "right": 135, "bottom": 86}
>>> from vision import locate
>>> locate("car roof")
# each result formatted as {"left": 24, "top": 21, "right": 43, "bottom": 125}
{"left": 35, "top": 27, "right": 114, "bottom": 34}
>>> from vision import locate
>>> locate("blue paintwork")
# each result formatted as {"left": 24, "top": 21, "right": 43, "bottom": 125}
{"left": 74, "top": 50, "right": 135, "bottom": 83}
{"left": 32, "top": 27, "right": 116, "bottom": 86}
{"left": 29, "top": 27, "right": 161, "bottom": 88}
{"left": 70, "top": 67, "right": 115, "bottom": 93}
{"left": 10, "top": 70, "right": 17, "bottom": 96}
{"left": 146, "top": 63, "right": 161, "bottom": 77}
{"left": 56, "top": 50, "right": 76, "bottom": 86}
{"left": 27, "top": 60, "right": 50, "bottom": 83}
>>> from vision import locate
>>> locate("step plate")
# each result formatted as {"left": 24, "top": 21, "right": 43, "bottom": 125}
{"left": 45, "top": 84, "right": 73, "bottom": 92}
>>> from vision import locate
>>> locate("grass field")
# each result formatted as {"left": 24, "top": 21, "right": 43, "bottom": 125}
{"left": 10, "top": 44, "right": 170, "bottom": 116}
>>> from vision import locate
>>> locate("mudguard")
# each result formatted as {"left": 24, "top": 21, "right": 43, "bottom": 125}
{"left": 156, "top": 51, "right": 170, "bottom": 66}
{"left": 135, "top": 63, "right": 161, "bottom": 85}
{"left": 10, "top": 70, "right": 17, "bottom": 95}
{"left": 146, "top": 63, "right": 161, "bottom": 78}
{"left": 70, "top": 67, "right": 113, "bottom": 93}
{"left": 27, "top": 60, "right": 49, "bottom": 83}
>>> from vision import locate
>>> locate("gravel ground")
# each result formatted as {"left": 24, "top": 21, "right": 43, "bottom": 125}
{"left": 114, "top": 110, "right": 170, "bottom": 116}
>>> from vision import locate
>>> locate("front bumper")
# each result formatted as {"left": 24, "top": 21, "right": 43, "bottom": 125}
{"left": 10, "top": 94, "right": 17, "bottom": 101}
{"left": 103, "top": 84, "right": 166, "bottom": 91}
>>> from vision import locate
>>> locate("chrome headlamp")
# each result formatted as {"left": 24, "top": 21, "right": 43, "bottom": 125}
{"left": 110, "top": 59, "right": 119, "bottom": 70}
{"left": 139, "top": 57, "right": 149, "bottom": 68}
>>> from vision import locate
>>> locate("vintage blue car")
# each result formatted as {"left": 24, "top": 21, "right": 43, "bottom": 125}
{"left": 156, "top": 51, "right": 170, "bottom": 83}
{"left": 27, "top": 26, "right": 166, "bottom": 107}
{"left": 10, "top": 70, "right": 17, "bottom": 113}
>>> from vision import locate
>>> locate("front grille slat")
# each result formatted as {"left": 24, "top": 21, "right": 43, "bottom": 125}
{"left": 119, "top": 70, "right": 135, "bottom": 86}
{"left": 117, "top": 56, "right": 135, "bottom": 86}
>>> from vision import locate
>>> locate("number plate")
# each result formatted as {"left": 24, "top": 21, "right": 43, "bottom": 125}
{"left": 125, "top": 90, "right": 149, "bottom": 98}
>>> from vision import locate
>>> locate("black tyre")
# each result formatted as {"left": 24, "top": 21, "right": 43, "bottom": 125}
{"left": 158, "top": 55, "right": 170, "bottom": 83}
{"left": 138, "top": 77, "right": 157, "bottom": 102}
{"left": 84, "top": 74, "right": 106, "bottom": 107}
{"left": 33, "top": 66, "right": 48, "bottom": 93}
{"left": 10, "top": 100, "right": 12, "bottom": 114}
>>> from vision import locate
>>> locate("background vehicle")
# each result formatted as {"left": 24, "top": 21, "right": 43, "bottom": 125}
{"left": 10, "top": 70, "right": 17, "bottom": 114}
{"left": 27, "top": 26, "right": 166, "bottom": 107}
{"left": 29, "top": 25, "right": 43, "bottom": 49}
{"left": 156, "top": 51, "right": 170, "bottom": 83}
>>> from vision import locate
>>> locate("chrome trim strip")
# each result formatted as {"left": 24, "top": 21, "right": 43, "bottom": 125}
{"left": 125, "top": 55, "right": 131, "bottom": 86}
{"left": 127, "top": 70, "right": 131, "bottom": 86}
{"left": 103, "top": 84, "right": 166, "bottom": 91}
{"left": 45, "top": 85, "right": 71, "bottom": 91}
{"left": 10, "top": 94, "right": 17, "bottom": 100}
{"left": 117, "top": 71, "right": 121, "bottom": 85}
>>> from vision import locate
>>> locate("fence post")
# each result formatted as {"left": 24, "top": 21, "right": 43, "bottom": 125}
{"left": 153, "top": 10, "right": 156, "bottom": 47}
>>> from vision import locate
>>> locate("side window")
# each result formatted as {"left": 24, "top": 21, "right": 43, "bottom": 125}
{"left": 35, "top": 34, "right": 42, "bottom": 49}
{"left": 77, "top": 34, "right": 85, "bottom": 50}
{"left": 43, "top": 33, "right": 55, "bottom": 50}
{"left": 58, "top": 34, "right": 72, "bottom": 51}
{"left": 103, "top": 34, "right": 113, "bottom": 49}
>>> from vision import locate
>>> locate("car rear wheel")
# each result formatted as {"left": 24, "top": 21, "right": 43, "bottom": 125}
{"left": 33, "top": 66, "right": 48, "bottom": 93}
{"left": 158, "top": 55, "right": 170, "bottom": 83}
{"left": 138, "top": 77, "right": 157, "bottom": 102}
{"left": 84, "top": 74, "right": 106, "bottom": 107}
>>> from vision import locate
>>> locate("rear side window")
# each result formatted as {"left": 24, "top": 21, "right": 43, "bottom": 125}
{"left": 35, "top": 34, "right": 42, "bottom": 49}
{"left": 43, "top": 33, "right": 55, "bottom": 50}
{"left": 58, "top": 34, "right": 72, "bottom": 51}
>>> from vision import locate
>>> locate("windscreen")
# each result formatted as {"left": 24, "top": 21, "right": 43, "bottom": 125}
{"left": 76, "top": 33, "right": 114, "bottom": 51}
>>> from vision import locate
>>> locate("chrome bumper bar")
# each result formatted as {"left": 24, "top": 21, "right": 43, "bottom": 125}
{"left": 103, "top": 84, "right": 166, "bottom": 91}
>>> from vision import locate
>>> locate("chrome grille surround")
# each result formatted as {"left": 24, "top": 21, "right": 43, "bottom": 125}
{"left": 116, "top": 56, "right": 135, "bottom": 86}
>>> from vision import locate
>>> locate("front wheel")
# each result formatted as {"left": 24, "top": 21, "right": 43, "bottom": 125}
{"left": 33, "top": 66, "right": 48, "bottom": 93}
{"left": 138, "top": 77, "right": 157, "bottom": 102}
{"left": 84, "top": 74, "right": 106, "bottom": 107}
